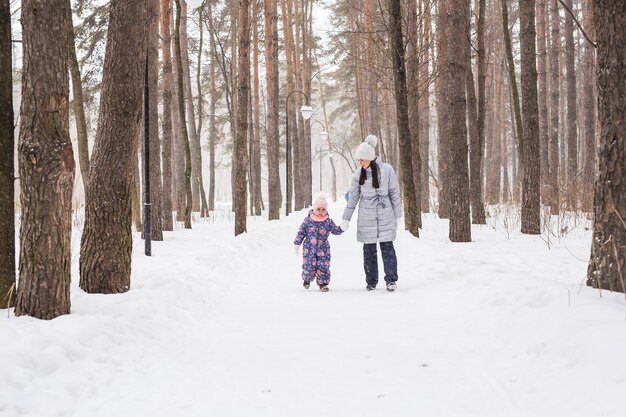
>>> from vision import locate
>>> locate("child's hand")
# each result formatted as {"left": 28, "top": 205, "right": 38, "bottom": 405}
{"left": 340, "top": 221, "right": 350, "bottom": 231}
{"left": 293, "top": 245, "right": 300, "bottom": 256}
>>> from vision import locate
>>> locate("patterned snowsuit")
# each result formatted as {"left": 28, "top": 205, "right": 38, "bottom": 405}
{"left": 294, "top": 211, "right": 344, "bottom": 285}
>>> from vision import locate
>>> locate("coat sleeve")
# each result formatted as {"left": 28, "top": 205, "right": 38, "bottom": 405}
{"left": 328, "top": 219, "right": 344, "bottom": 235}
{"left": 342, "top": 172, "right": 361, "bottom": 222}
{"left": 294, "top": 218, "right": 308, "bottom": 245}
{"left": 388, "top": 165, "right": 403, "bottom": 219}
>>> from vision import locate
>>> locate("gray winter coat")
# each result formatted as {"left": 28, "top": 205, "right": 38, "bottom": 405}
{"left": 342, "top": 159, "right": 403, "bottom": 244}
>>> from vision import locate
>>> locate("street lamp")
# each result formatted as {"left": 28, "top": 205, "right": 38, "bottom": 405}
{"left": 285, "top": 90, "right": 312, "bottom": 216}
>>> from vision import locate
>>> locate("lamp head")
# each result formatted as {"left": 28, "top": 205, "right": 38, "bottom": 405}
{"left": 299, "top": 105, "right": 313, "bottom": 120}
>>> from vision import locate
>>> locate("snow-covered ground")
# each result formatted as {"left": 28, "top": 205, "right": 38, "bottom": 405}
{"left": 1, "top": 203, "right": 625, "bottom": 417}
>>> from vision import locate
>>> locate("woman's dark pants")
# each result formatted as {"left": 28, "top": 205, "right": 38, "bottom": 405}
{"left": 363, "top": 241, "right": 398, "bottom": 287}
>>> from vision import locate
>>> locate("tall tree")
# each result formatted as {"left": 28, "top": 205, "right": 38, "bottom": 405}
{"left": 436, "top": 0, "right": 450, "bottom": 218}
{"left": 519, "top": 0, "right": 541, "bottom": 234}
{"left": 587, "top": 0, "right": 626, "bottom": 294}
{"left": 388, "top": 0, "right": 419, "bottom": 237}
{"left": 79, "top": 0, "right": 147, "bottom": 294}
{"left": 207, "top": 3, "right": 217, "bottom": 212}
{"left": 264, "top": 0, "right": 281, "bottom": 220}
{"left": 548, "top": 0, "right": 561, "bottom": 213}
{"left": 15, "top": 0, "right": 74, "bottom": 318}
{"left": 406, "top": 0, "right": 423, "bottom": 229}
{"left": 160, "top": 0, "right": 174, "bottom": 230}
{"left": 536, "top": 0, "right": 550, "bottom": 195}
{"left": 250, "top": 0, "right": 263, "bottom": 216}
{"left": 145, "top": 0, "right": 163, "bottom": 240}
{"left": 173, "top": 0, "right": 193, "bottom": 228}
{"left": 234, "top": 0, "right": 250, "bottom": 235}
{"left": 419, "top": 0, "right": 431, "bottom": 213}
{"left": 66, "top": 1, "right": 90, "bottom": 192}
{"left": 563, "top": 0, "right": 579, "bottom": 210}
{"left": 465, "top": 1, "right": 486, "bottom": 225}
{"left": 581, "top": 0, "right": 596, "bottom": 212}
{"left": 446, "top": 0, "right": 471, "bottom": 242}
{"left": 0, "top": 0, "right": 15, "bottom": 308}
{"left": 476, "top": 0, "right": 487, "bottom": 209}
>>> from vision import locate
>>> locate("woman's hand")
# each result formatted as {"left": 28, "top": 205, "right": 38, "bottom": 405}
{"left": 340, "top": 221, "right": 350, "bottom": 231}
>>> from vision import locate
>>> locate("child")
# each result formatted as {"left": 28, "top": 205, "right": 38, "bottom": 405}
{"left": 293, "top": 194, "right": 345, "bottom": 292}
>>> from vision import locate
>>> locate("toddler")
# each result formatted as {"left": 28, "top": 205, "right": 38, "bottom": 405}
{"left": 293, "top": 194, "right": 344, "bottom": 292}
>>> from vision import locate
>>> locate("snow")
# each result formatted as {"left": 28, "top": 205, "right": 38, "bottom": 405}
{"left": 1, "top": 203, "right": 625, "bottom": 417}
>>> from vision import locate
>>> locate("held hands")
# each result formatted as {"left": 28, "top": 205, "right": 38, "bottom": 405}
{"left": 340, "top": 221, "right": 350, "bottom": 232}
{"left": 293, "top": 244, "right": 300, "bottom": 256}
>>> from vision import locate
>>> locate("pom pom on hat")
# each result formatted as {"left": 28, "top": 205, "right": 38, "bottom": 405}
{"left": 355, "top": 134, "right": 377, "bottom": 161}
{"left": 313, "top": 192, "right": 328, "bottom": 210}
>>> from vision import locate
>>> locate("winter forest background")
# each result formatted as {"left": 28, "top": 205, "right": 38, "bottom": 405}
{"left": 0, "top": 0, "right": 625, "bottom": 415}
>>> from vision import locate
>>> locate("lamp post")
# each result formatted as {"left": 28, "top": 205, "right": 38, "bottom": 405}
{"left": 317, "top": 130, "right": 329, "bottom": 191}
{"left": 285, "top": 90, "right": 313, "bottom": 216}
{"left": 143, "top": 49, "right": 151, "bottom": 256}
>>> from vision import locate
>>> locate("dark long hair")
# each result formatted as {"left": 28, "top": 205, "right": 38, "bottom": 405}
{"left": 359, "top": 158, "right": 380, "bottom": 188}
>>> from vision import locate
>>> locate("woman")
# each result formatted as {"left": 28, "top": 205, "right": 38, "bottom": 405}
{"left": 340, "top": 135, "right": 403, "bottom": 291}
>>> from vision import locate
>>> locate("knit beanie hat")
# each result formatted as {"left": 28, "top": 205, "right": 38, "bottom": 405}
{"left": 313, "top": 192, "right": 328, "bottom": 210}
{"left": 354, "top": 134, "right": 377, "bottom": 161}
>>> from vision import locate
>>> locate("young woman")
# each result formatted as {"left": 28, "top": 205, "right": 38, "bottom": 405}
{"left": 341, "top": 135, "right": 403, "bottom": 291}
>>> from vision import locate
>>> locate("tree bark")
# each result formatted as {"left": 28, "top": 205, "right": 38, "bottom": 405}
{"left": 15, "top": 0, "right": 74, "bottom": 318}
{"left": 0, "top": 0, "right": 15, "bottom": 308}
{"left": 501, "top": 0, "right": 524, "bottom": 173}
{"left": 145, "top": 0, "right": 163, "bottom": 240}
{"left": 446, "top": 0, "right": 471, "bottom": 242}
{"left": 79, "top": 0, "right": 146, "bottom": 295}
{"left": 581, "top": 0, "right": 596, "bottom": 213}
{"left": 208, "top": 5, "right": 217, "bottom": 212}
{"left": 419, "top": 0, "right": 431, "bottom": 213}
{"left": 587, "top": 0, "right": 626, "bottom": 294}
{"left": 406, "top": 0, "right": 423, "bottom": 229}
{"left": 388, "top": 0, "right": 419, "bottom": 237}
{"left": 436, "top": 0, "right": 450, "bottom": 218}
{"left": 66, "top": 1, "right": 90, "bottom": 193}
{"left": 251, "top": 0, "right": 263, "bottom": 216}
{"left": 465, "top": 2, "right": 486, "bottom": 225}
{"left": 563, "top": 0, "right": 579, "bottom": 210}
{"left": 265, "top": 0, "right": 281, "bottom": 219}
{"left": 160, "top": 0, "right": 174, "bottom": 230}
{"left": 520, "top": 0, "right": 541, "bottom": 234}
{"left": 196, "top": 5, "right": 209, "bottom": 218}
{"left": 537, "top": 0, "right": 550, "bottom": 196}
{"left": 548, "top": 0, "right": 561, "bottom": 213}
{"left": 234, "top": 0, "right": 250, "bottom": 235}
{"left": 173, "top": 0, "right": 192, "bottom": 228}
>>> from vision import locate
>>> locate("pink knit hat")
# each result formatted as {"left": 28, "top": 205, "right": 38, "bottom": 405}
{"left": 313, "top": 193, "right": 327, "bottom": 210}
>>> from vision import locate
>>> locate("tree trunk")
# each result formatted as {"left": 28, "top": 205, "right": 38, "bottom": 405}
{"left": 15, "top": 0, "right": 74, "bottom": 319}
{"left": 564, "top": 0, "right": 578, "bottom": 211}
{"left": 79, "top": 0, "right": 146, "bottom": 295}
{"left": 519, "top": 0, "right": 541, "bottom": 234}
{"left": 436, "top": 0, "right": 450, "bottom": 218}
{"left": 446, "top": 0, "right": 471, "bottom": 242}
{"left": 501, "top": 0, "right": 524, "bottom": 173}
{"left": 265, "top": 0, "right": 281, "bottom": 219}
{"left": 0, "top": 0, "right": 15, "bottom": 308}
{"left": 208, "top": 5, "right": 217, "bottom": 212}
{"left": 234, "top": 0, "right": 250, "bottom": 235}
{"left": 388, "top": 0, "right": 419, "bottom": 237}
{"left": 476, "top": 0, "right": 487, "bottom": 207}
{"left": 419, "top": 0, "right": 431, "bottom": 213}
{"left": 171, "top": 8, "right": 185, "bottom": 222}
{"left": 196, "top": 5, "right": 209, "bottom": 218}
{"left": 145, "top": 0, "right": 163, "bottom": 240}
{"left": 406, "top": 0, "right": 423, "bottom": 229}
{"left": 548, "top": 0, "right": 561, "bottom": 213}
{"left": 465, "top": 2, "right": 486, "bottom": 225}
{"left": 251, "top": 0, "right": 263, "bottom": 216}
{"left": 581, "top": 0, "right": 596, "bottom": 213}
{"left": 536, "top": 0, "right": 550, "bottom": 197}
{"left": 174, "top": 0, "right": 192, "bottom": 228}
{"left": 66, "top": 1, "right": 90, "bottom": 192}
{"left": 160, "top": 0, "right": 174, "bottom": 230}
{"left": 587, "top": 0, "right": 626, "bottom": 294}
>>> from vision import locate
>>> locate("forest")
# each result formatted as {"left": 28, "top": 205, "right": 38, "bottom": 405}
{"left": 0, "top": 0, "right": 624, "bottom": 319}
